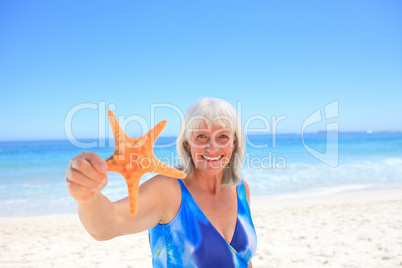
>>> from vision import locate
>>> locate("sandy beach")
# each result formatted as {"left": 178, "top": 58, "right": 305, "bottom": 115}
{"left": 1, "top": 188, "right": 401, "bottom": 268}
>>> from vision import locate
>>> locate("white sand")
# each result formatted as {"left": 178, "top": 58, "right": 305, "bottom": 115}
{"left": 1, "top": 189, "right": 401, "bottom": 268}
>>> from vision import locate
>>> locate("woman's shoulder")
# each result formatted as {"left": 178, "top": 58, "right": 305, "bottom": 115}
{"left": 241, "top": 178, "right": 249, "bottom": 191}
{"left": 143, "top": 175, "right": 182, "bottom": 211}
{"left": 145, "top": 175, "right": 182, "bottom": 224}
{"left": 241, "top": 178, "right": 251, "bottom": 205}
{"left": 143, "top": 174, "right": 181, "bottom": 195}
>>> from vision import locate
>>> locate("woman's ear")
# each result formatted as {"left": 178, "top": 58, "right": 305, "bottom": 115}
{"left": 183, "top": 141, "right": 191, "bottom": 154}
{"left": 232, "top": 138, "right": 238, "bottom": 152}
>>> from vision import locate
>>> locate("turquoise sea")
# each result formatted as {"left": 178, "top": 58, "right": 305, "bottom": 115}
{"left": 1, "top": 132, "right": 402, "bottom": 217}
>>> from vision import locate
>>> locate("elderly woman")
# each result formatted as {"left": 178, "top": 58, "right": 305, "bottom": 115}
{"left": 66, "top": 97, "right": 257, "bottom": 268}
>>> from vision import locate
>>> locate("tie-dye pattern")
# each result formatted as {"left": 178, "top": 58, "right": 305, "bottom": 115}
{"left": 148, "top": 179, "right": 257, "bottom": 268}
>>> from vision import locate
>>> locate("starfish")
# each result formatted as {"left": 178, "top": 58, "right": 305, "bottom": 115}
{"left": 106, "top": 110, "right": 186, "bottom": 216}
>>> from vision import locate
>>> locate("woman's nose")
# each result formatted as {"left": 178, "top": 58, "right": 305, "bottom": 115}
{"left": 205, "top": 138, "right": 218, "bottom": 153}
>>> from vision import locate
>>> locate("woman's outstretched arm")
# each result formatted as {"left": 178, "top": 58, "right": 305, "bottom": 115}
{"left": 66, "top": 152, "right": 180, "bottom": 240}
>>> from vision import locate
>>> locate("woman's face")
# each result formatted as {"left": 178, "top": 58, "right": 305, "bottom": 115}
{"left": 185, "top": 124, "right": 237, "bottom": 177}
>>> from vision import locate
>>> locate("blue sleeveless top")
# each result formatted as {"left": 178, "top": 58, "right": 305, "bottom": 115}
{"left": 148, "top": 179, "right": 257, "bottom": 268}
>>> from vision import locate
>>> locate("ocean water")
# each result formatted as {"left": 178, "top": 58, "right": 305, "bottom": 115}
{"left": 1, "top": 132, "right": 401, "bottom": 217}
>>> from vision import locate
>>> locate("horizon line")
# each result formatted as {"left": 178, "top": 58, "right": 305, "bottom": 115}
{"left": 1, "top": 130, "right": 401, "bottom": 143}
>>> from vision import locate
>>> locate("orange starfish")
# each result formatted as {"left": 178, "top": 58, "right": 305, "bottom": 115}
{"left": 106, "top": 110, "right": 186, "bottom": 216}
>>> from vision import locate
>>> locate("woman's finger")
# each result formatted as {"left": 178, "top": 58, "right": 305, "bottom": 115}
{"left": 66, "top": 167, "right": 102, "bottom": 191}
{"left": 67, "top": 180, "right": 97, "bottom": 202}
{"left": 69, "top": 155, "right": 106, "bottom": 185}
{"left": 80, "top": 152, "right": 108, "bottom": 173}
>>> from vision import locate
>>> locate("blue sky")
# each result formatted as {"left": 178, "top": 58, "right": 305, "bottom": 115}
{"left": 0, "top": 0, "right": 401, "bottom": 141}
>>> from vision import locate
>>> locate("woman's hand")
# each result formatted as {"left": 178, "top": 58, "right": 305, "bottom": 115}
{"left": 66, "top": 152, "right": 108, "bottom": 202}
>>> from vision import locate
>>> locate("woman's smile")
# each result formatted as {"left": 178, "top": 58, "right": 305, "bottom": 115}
{"left": 201, "top": 154, "right": 224, "bottom": 162}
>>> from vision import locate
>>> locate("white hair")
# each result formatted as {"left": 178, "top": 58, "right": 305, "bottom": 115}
{"left": 177, "top": 97, "right": 245, "bottom": 185}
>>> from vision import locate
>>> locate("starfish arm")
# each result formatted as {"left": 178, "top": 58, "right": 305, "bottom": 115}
{"left": 108, "top": 110, "right": 137, "bottom": 146}
{"left": 125, "top": 174, "right": 142, "bottom": 216}
{"left": 153, "top": 158, "right": 187, "bottom": 179}
{"left": 145, "top": 120, "right": 167, "bottom": 148}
